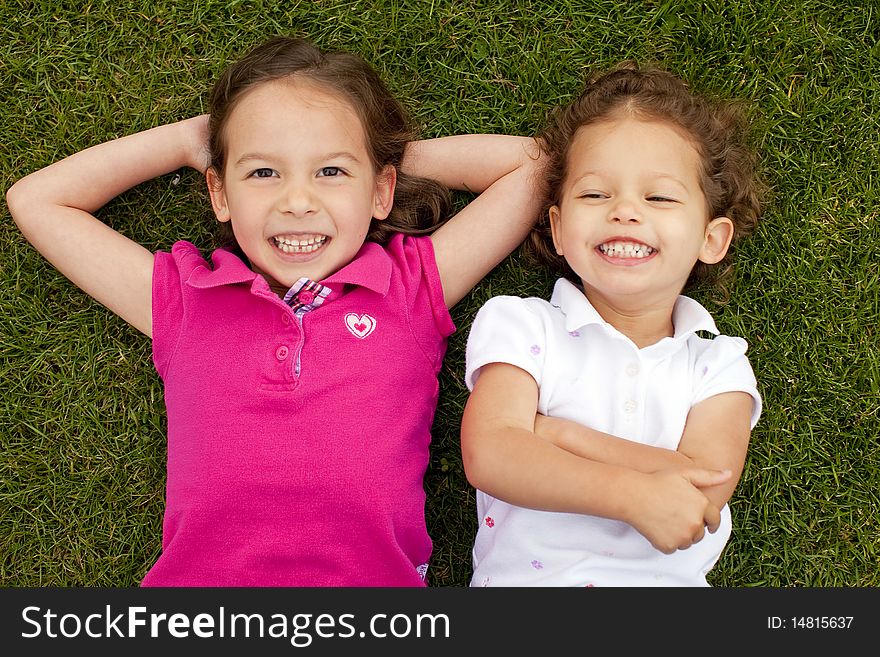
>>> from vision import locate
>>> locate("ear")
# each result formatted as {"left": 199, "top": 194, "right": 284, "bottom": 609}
{"left": 372, "top": 165, "right": 397, "bottom": 221}
{"left": 699, "top": 216, "right": 734, "bottom": 264}
{"left": 548, "top": 205, "right": 564, "bottom": 256}
{"left": 206, "top": 167, "right": 231, "bottom": 223}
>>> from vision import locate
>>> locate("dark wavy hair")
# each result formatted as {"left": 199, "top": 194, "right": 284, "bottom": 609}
{"left": 207, "top": 36, "right": 450, "bottom": 251}
{"left": 527, "top": 62, "right": 763, "bottom": 297}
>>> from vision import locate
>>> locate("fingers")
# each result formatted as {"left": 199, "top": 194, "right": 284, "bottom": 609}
{"left": 640, "top": 469, "right": 729, "bottom": 553}
{"left": 663, "top": 524, "right": 708, "bottom": 553}
{"left": 668, "top": 505, "right": 719, "bottom": 553}
{"left": 653, "top": 506, "right": 721, "bottom": 553}
{"left": 703, "top": 503, "right": 722, "bottom": 533}
{"left": 652, "top": 525, "right": 706, "bottom": 554}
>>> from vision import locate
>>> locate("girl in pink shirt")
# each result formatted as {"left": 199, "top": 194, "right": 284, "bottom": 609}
{"left": 7, "top": 36, "right": 544, "bottom": 586}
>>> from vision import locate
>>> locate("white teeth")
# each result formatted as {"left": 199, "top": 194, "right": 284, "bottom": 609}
{"left": 599, "top": 241, "right": 655, "bottom": 258}
{"left": 272, "top": 235, "right": 327, "bottom": 254}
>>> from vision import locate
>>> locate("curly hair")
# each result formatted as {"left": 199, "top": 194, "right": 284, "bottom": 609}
{"left": 527, "top": 62, "right": 763, "bottom": 297}
{"left": 207, "top": 36, "right": 451, "bottom": 252}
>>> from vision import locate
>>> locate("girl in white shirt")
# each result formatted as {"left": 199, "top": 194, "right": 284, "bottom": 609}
{"left": 461, "top": 62, "right": 764, "bottom": 586}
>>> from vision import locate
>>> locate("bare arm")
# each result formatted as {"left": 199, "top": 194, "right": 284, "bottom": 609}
{"left": 534, "top": 391, "right": 754, "bottom": 509}
{"left": 462, "top": 362, "right": 733, "bottom": 553}
{"left": 672, "top": 392, "right": 753, "bottom": 508}
{"left": 6, "top": 116, "right": 210, "bottom": 337}
{"left": 401, "top": 135, "right": 544, "bottom": 308}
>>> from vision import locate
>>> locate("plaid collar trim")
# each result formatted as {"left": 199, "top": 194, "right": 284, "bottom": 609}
{"left": 282, "top": 278, "right": 333, "bottom": 315}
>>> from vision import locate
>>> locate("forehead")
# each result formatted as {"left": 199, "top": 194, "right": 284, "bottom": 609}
{"left": 566, "top": 117, "right": 702, "bottom": 177}
{"left": 223, "top": 77, "right": 368, "bottom": 155}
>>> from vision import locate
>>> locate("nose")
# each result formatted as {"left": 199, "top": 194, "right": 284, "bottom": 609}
{"left": 608, "top": 196, "right": 642, "bottom": 224}
{"left": 279, "top": 178, "right": 317, "bottom": 217}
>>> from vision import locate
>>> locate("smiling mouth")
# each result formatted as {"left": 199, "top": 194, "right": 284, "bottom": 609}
{"left": 598, "top": 241, "right": 656, "bottom": 259}
{"left": 272, "top": 235, "right": 328, "bottom": 254}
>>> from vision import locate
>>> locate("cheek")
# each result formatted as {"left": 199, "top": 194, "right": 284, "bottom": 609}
{"left": 560, "top": 220, "right": 588, "bottom": 246}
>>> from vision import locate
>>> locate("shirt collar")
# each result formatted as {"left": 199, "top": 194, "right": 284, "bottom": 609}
{"left": 185, "top": 248, "right": 259, "bottom": 289}
{"left": 670, "top": 295, "right": 720, "bottom": 338}
{"left": 184, "top": 241, "right": 392, "bottom": 297}
{"left": 549, "top": 277, "right": 719, "bottom": 339}
{"left": 322, "top": 241, "right": 391, "bottom": 296}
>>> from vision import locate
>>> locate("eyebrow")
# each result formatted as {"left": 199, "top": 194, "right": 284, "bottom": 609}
{"left": 322, "top": 151, "right": 363, "bottom": 164}
{"left": 649, "top": 171, "right": 690, "bottom": 185}
{"left": 233, "top": 151, "right": 363, "bottom": 167}
{"left": 570, "top": 170, "right": 691, "bottom": 189}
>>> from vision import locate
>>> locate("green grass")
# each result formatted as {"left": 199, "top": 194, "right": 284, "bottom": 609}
{"left": 2, "top": 0, "right": 878, "bottom": 587}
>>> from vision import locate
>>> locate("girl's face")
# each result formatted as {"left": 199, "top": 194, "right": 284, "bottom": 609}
{"left": 549, "top": 117, "right": 733, "bottom": 312}
{"left": 207, "top": 78, "right": 395, "bottom": 293}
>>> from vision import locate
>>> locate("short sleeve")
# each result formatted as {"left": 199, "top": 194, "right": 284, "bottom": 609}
{"left": 404, "top": 235, "right": 455, "bottom": 340}
{"left": 465, "top": 296, "right": 547, "bottom": 391}
{"left": 151, "top": 242, "right": 196, "bottom": 378}
{"left": 383, "top": 234, "right": 455, "bottom": 371}
{"left": 692, "top": 335, "right": 762, "bottom": 428}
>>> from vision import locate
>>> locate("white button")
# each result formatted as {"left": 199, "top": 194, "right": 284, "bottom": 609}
{"left": 623, "top": 400, "right": 637, "bottom": 413}
{"left": 625, "top": 363, "right": 640, "bottom": 377}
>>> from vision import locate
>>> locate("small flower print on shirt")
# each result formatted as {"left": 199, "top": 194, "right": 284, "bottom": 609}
{"left": 484, "top": 516, "right": 495, "bottom": 528}
{"left": 530, "top": 344, "right": 541, "bottom": 355}
{"left": 531, "top": 560, "right": 543, "bottom": 570}
{"left": 569, "top": 330, "right": 580, "bottom": 337}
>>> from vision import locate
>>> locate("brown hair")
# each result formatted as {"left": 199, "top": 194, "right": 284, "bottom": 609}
{"left": 528, "top": 62, "right": 763, "bottom": 297}
{"left": 207, "top": 36, "right": 450, "bottom": 251}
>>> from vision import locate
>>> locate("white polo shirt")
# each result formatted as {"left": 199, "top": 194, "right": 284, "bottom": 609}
{"left": 464, "top": 278, "right": 761, "bottom": 586}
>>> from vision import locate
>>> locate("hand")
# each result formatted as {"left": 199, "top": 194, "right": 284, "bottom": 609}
{"left": 179, "top": 115, "right": 211, "bottom": 173}
{"left": 626, "top": 468, "right": 731, "bottom": 554}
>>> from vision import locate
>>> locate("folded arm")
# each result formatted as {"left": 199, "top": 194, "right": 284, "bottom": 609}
{"left": 461, "top": 362, "right": 732, "bottom": 553}
{"left": 534, "top": 391, "right": 754, "bottom": 509}
{"left": 6, "top": 116, "right": 210, "bottom": 337}
{"left": 402, "top": 135, "right": 545, "bottom": 308}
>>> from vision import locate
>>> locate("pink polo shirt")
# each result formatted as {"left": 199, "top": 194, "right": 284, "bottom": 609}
{"left": 144, "top": 233, "right": 455, "bottom": 586}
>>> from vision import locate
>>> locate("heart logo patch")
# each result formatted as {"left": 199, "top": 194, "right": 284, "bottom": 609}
{"left": 344, "top": 313, "right": 376, "bottom": 339}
